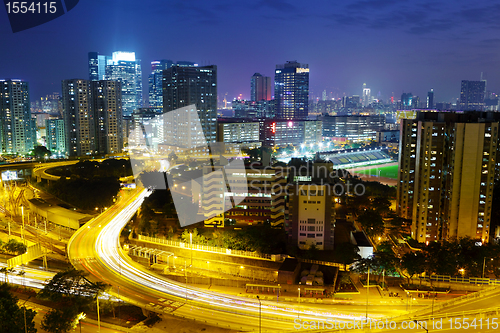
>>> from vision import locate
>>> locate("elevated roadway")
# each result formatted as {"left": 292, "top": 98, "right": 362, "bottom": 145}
{"left": 68, "top": 189, "right": 378, "bottom": 332}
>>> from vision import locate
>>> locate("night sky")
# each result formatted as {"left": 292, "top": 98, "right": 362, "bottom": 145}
{"left": 2, "top": 0, "right": 500, "bottom": 104}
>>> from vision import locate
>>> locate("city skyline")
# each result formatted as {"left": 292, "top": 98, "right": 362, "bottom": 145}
{"left": 1, "top": 0, "right": 500, "bottom": 103}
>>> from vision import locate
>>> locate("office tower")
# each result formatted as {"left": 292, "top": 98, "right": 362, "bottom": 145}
{"left": 163, "top": 65, "right": 217, "bottom": 143}
{"left": 460, "top": 80, "right": 486, "bottom": 111}
{"left": 88, "top": 52, "right": 110, "bottom": 81}
{"left": 362, "top": 83, "right": 371, "bottom": 107}
{"left": 92, "top": 80, "right": 123, "bottom": 154}
{"left": 0, "top": 79, "right": 34, "bottom": 154}
{"left": 105, "top": 52, "right": 142, "bottom": 117}
{"left": 176, "top": 61, "right": 197, "bottom": 67}
{"left": 427, "top": 89, "right": 434, "bottom": 109}
{"left": 45, "top": 118, "right": 66, "bottom": 156}
{"left": 250, "top": 73, "right": 271, "bottom": 101}
{"left": 217, "top": 119, "right": 260, "bottom": 144}
{"left": 320, "top": 114, "right": 385, "bottom": 142}
{"left": 232, "top": 99, "right": 274, "bottom": 119}
{"left": 148, "top": 60, "right": 173, "bottom": 108}
{"left": 62, "top": 79, "right": 95, "bottom": 156}
{"left": 412, "top": 95, "right": 420, "bottom": 109}
{"left": 274, "top": 61, "right": 309, "bottom": 119}
{"left": 401, "top": 92, "right": 413, "bottom": 109}
{"left": 261, "top": 119, "right": 322, "bottom": 147}
{"left": 397, "top": 112, "right": 500, "bottom": 244}
{"left": 322, "top": 90, "right": 327, "bottom": 101}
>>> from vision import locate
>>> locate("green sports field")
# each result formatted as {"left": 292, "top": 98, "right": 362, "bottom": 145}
{"left": 354, "top": 164, "right": 399, "bottom": 179}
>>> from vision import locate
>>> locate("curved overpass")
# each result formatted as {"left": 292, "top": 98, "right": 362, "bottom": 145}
{"left": 67, "top": 188, "right": 368, "bottom": 332}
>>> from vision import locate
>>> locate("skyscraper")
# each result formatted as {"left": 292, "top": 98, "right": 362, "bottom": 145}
{"left": 62, "top": 79, "right": 123, "bottom": 157}
{"left": 62, "top": 79, "right": 95, "bottom": 156}
{"left": 93, "top": 80, "right": 123, "bottom": 154}
{"left": 460, "top": 80, "right": 486, "bottom": 111}
{"left": 88, "top": 52, "right": 110, "bottom": 81}
{"left": 397, "top": 111, "right": 499, "bottom": 244}
{"left": 274, "top": 61, "right": 309, "bottom": 119}
{"left": 0, "top": 79, "right": 34, "bottom": 154}
{"left": 427, "top": 89, "right": 434, "bottom": 109}
{"left": 105, "top": 52, "right": 142, "bottom": 117}
{"left": 401, "top": 92, "right": 413, "bottom": 109}
{"left": 250, "top": 73, "right": 271, "bottom": 101}
{"left": 148, "top": 60, "right": 173, "bottom": 108}
{"left": 362, "top": 83, "right": 371, "bottom": 107}
{"left": 162, "top": 65, "right": 217, "bottom": 143}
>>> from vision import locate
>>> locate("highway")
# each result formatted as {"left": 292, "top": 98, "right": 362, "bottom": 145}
{"left": 68, "top": 188, "right": 390, "bottom": 332}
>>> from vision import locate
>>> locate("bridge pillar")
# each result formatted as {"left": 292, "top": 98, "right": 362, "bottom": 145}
{"left": 142, "top": 308, "right": 152, "bottom": 317}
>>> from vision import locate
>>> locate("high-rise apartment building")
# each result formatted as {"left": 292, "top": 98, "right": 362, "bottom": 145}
{"left": 397, "top": 112, "right": 500, "bottom": 244}
{"left": 62, "top": 79, "right": 123, "bottom": 156}
{"left": 0, "top": 79, "right": 34, "bottom": 154}
{"left": 250, "top": 73, "right": 271, "bottom": 101}
{"left": 459, "top": 80, "right": 486, "bottom": 111}
{"left": 93, "top": 81, "right": 123, "bottom": 154}
{"left": 274, "top": 61, "right": 309, "bottom": 119}
{"left": 62, "top": 79, "right": 95, "bottom": 156}
{"left": 45, "top": 118, "right": 66, "bottom": 156}
{"left": 163, "top": 65, "right": 217, "bottom": 144}
{"left": 148, "top": 60, "right": 173, "bottom": 109}
{"left": 289, "top": 183, "right": 335, "bottom": 250}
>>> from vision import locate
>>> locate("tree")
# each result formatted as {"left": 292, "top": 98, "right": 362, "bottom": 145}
{"left": 372, "top": 196, "right": 392, "bottom": 217}
{"left": 401, "top": 252, "right": 427, "bottom": 284}
{"left": 337, "top": 242, "right": 360, "bottom": 270}
{"left": 181, "top": 228, "right": 206, "bottom": 245}
{"left": 0, "top": 267, "right": 14, "bottom": 283}
{"left": 41, "top": 308, "right": 79, "bottom": 333}
{"left": 3, "top": 238, "right": 27, "bottom": 255}
{"left": 168, "top": 151, "right": 178, "bottom": 161}
{"left": 243, "top": 148, "right": 261, "bottom": 161}
{"left": 31, "top": 145, "right": 51, "bottom": 160}
{"left": 357, "top": 209, "right": 385, "bottom": 237}
{"left": 0, "top": 283, "right": 37, "bottom": 333}
{"left": 38, "top": 269, "right": 107, "bottom": 332}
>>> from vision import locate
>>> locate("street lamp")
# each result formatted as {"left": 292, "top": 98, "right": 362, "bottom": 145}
{"left": 297, "top": 286, "right": 301, "bottom": 319}
{"left": 483, "top": 257, "right": 493, "bottom": 279}
{"left": 256, "top": 295, "right": 262, "bottom": 333}
{"left": 21, "top": 296, "right": 31, "bottom": 333}
{"left": 21, "top": 206, "right": 25, "bottom": 244}
{"left": 189, "top": 232, "right": 193, "bottom": 266}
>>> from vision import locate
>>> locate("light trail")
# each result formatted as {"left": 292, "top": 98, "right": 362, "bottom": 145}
{"left": 68, "top": 188, "right": 372, "bottom": 331}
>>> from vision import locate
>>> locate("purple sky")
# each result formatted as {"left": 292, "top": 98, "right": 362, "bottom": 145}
{"left": 2, "top": 0, "right": 500, "bottom": 104}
